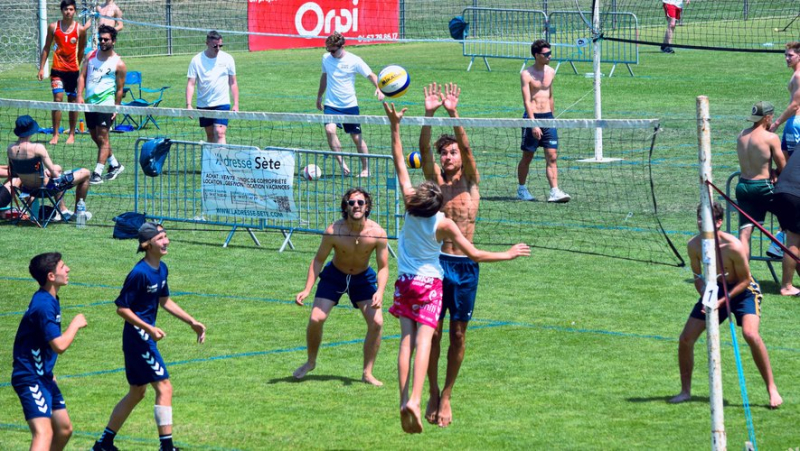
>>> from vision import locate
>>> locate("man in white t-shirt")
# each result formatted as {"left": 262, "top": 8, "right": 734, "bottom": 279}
{"left": 316, "top": 32, "right": 384, "bottom": 177}
{"left": 662, "top": 0, "right": 689, "bottom": 53}
{"left": 186, "top": 30, "right": 239, "bottom": 144}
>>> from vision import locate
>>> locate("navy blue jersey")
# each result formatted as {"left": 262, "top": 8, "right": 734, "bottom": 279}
{"left": 115, "top": 259, "right": 169, "bottom": 340}
{"left": 12, "top": 290, "right": 63, "bottom": 382}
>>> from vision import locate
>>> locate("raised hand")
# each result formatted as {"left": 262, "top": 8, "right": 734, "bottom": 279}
{"left": 442, "top": 82, "right": 461, "bottom": 113}
{"left": 383, "top": 102, "right": 407, "bottom": 125}
{"left": 508, "top": 243, "right": 531, "bottom": 259}
{"left": 423, "top": 82, "right": 442, "bottom": 114}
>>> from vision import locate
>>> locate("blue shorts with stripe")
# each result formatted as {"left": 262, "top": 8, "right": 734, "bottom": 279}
{"left": 315, "top": 262, "right": 377, "bottom": 307}
{"left": 439, "top": 254, "right": 480, "bottom": 322}
{"left": 123, "top": 326, "right": 170, "bottom": 386}
{"left": 12, "top": 376, "right": 66, "bottom": 420}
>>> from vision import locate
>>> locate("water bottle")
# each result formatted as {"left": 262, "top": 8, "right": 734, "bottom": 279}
{"left": 79, "top": 119, "right": 85, "bottom": 133}
{"left": 76, "top": 199, "right": 87, "bottom": 229}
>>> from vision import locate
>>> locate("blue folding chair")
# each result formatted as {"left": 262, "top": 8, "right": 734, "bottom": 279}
{"left": 9, "top": 156, "right": 72, "bottom": 228}
{"left": 118, "top": 71, "right": 170, "bottom": 130}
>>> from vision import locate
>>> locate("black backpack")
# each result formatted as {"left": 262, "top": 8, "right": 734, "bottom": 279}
{"left": 112, "top": 212, "right": 146, "bottom": 239}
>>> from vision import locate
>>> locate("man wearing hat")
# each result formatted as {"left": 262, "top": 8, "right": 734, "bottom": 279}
{"left": 734, "top": 101, "right": 786, "bottom": 260}
{"left": 7, "top": 115, "right": 92, "bottom": 221}
{"left": 93, "top": 223, "right": 206, "bottom": 451}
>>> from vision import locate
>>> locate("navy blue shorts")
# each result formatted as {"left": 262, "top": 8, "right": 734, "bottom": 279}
{"left": 199, "top": 104, "right": 230, "bottom": 128}
{"left": 323, "top": 105, "right": 362, "bottom": 135}
{"left": 315, "top": 262, "right": 377, "bottom": 307}
{"left": 123, "top": 327, "right": 170, "bottom": 386}
{"left": 774, "top": 192, "right": 800, "bottom": 234}
{"left": 781, "top": 116, "right": 800, "bottom": 157}
{"left": 13, "top": 376, "right": 66, "bottom": 420}
{"left": 521, "top": 111, "right": 559, "bottom": 152}
{"left": 689, "top": 280, "right": 762, "bottom": 327}
{"left": 439, "top": 254, "right": 480, "bottom": 322}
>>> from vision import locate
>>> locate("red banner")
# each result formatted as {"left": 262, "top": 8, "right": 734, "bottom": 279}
{"left": 248, "top": 0, "right": 399, "bottom": 51}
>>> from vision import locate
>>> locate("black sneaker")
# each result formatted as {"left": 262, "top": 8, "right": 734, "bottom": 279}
{"left": 661, "top": 46, "right": 675, "bottom": 54}
{"left": 106, "top": 164, "right": 125, "bottom": 181}
{"left": 89, "top": 172, "right": 104, "bottom": 185}
{"left": 92, "top": 441, "right": 119, "bottom": 451}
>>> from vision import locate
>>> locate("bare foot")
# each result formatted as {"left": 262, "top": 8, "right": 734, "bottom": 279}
{"left": 769, "top": 389, "right": 783, "bottom": 409}
{"left": 357, "top": 170, "right": 370, "bottom": 178}
{"left": 65, "top": 133, "right": 75, "bottom": 144}
{"left": 425, "top": 393, "right": 439, "bottom": 424}
{"left": 49, "top": 134, "right": 59, "bottom": 145}
{"left": 292, "top": 362, "right": 315, "bottom": 379}
{"left": 362, "top": 374, "right": 383, "bottom": 386}
{"left": 779, "top": 287, "right": 800, "bottom": 296}
{"left": 402, "top": 402, "right": 423, "bottom": 434}
{"left": 669, "top": 392, "right": 691, "bottom": 404}
{"left": 342, "top": 165, "right": 351, "bottom": 177}
{"left": 437, "top": 396, "right": 452, "bottom": 427}
{"left": 400, "top": 406, "right": 413, "bottom": 433}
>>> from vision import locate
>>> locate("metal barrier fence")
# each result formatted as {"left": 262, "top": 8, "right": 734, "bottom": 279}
{"left": 549, "top": 11, "right": 639, "bottom": 77}
{"left": 461, "top": 7, "right": 549, "bottom": 72}
{"left": 134, "top": 139, "right": 400, "bottom": 249}
{"left": 724, "top": 171, "right": 781, "bottom": 283}
{"left": 461, "top": 7, "right": 638, "bottom": 76}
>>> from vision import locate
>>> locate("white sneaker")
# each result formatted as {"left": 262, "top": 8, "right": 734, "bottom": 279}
{"left": 517, "top": 185, "right": 535, "bottom": 201}
{"left": 548, "top": 188, "right": 571, "bottom": 203}
{"left": 767, "top": 230, "right": 785, "bottom": 259}
{"left": 60, "top": 209, "right": 74, "bottom": 222}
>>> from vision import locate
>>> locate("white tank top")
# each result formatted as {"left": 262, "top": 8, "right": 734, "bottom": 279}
{"left": 397, "top": 212, "right": 444, "bottom": 279}
{"left": 85, "top": 51, "right": 120, "bottom": 106}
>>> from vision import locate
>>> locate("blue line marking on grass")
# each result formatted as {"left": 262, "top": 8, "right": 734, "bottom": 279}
{"left": 0, "top": 422, "right": 242, "bottom": 451}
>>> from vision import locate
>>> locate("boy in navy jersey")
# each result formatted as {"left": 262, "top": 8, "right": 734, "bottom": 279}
{"left": 93, "top": 223, "right": 206, "bottom": 451}
{"left": 12, "top": 252, "right": 88, "bottom": 450}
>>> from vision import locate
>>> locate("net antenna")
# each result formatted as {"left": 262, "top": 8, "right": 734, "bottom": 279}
{"left": 777, "top": 8, "right": 800, "bottom": 33}
{"left": 696, "top": 95, "right": 726, "bottom": 451}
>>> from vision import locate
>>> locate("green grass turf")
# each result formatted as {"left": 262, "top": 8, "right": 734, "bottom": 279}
{"left": 1, "top": 42, "right": 799, "bottom": 449}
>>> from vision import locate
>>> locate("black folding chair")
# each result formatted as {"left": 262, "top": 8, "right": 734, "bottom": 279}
{"left": 9, "top": 157, "right": 72, "bottom": 228}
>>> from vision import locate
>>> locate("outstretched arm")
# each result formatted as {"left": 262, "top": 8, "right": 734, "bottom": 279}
{"left": 367, "top": 72, "right": 385, "bottom": 102}
{"left": 442, "top": 82, "right": 479, "bottom": 184}
{"left": 384, "top": 102, "right": 414, "bottom": 199}
{"left": 419, "top": 82, "right": 442, "bottom": 182}
{"left": 771, "top": 73, "right": 800, "bottom": 132}
{"left": 438, "top": 218, "right": 530, "bottom": 262}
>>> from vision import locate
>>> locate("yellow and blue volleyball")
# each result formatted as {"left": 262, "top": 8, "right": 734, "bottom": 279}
{"left": 378, "top": 65, "right": 410, "bottom": 98}
{"left": 406, "top": 151, "right": 422, "bottom": 169}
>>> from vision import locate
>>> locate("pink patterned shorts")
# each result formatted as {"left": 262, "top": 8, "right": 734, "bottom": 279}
{"left": 389, "top": 274, "right": 443, "bottom": 328}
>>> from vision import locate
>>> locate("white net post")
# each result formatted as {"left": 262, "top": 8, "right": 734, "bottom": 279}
{"left": 696, "top": 95, "right": 726, "bottom": 451}
{"left": 579, "top": 0, "right": 621, "bottom": 163}
{"left": 38, "top": 0, "right": 48, "bottom": 75}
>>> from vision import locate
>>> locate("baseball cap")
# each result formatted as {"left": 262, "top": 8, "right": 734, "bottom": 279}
{"left": 747, "top": 101, "right": 774, "bottom": 122}
{"left": 137, "top": 222, "right": 165, "bottom": 252}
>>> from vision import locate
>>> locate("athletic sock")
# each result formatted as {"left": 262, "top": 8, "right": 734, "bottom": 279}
{"left": 98, "top": 427, "right": 117, "bottom": 445}
{"left": 159, "top": 434, "right": 174, "bottom": 451}
{"left": 94, "top": 163, "right": 105, "bottom": 175}
{"left": 108, "top": 155, "right": 119, "bottom": 167}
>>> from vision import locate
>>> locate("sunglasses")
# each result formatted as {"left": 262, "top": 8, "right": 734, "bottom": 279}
{"left": 539, "top": 51, "right": 552, "bottom": 57}
{"left": 98, "top": 37, "right": 112, "bottom": 42}
{"left": 213, "top": 44, "right": 224, "bottom": 49}
{"left": 347, "top": 199, "right": 366, "bottom": 206}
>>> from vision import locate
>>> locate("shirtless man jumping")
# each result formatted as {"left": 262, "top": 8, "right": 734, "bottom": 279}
{"left": 293, "top": 188, "right": 389, "bottom": 386}
{"left": 517, "top": 39, "right": 570, "bottom": 203}
{"left": 734, "top": 101, "right": 785, "bottom": 259}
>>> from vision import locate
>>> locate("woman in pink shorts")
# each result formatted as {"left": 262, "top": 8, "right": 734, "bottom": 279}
{"left": 384, "top": 102, "right": 530, "bottom": 434}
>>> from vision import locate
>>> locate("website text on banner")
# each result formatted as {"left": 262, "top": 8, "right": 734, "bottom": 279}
{"left": 201, "top": 144, "right": 299, "bottom": 220}
{"left": 248, "top": 0, "right": 399, "bottom": 50}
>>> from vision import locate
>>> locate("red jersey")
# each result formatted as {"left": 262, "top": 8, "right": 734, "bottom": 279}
{"left": 52, "top": 20, "right": 80, "bottom": 72}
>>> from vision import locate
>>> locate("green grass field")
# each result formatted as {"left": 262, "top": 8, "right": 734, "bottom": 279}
{"left": 1, "top": 40, "right": 799, "bottom": 449}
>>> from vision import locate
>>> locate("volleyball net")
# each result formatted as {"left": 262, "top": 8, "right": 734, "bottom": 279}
{"left": 0, "top": 98, "right": 683, "bottom": 265}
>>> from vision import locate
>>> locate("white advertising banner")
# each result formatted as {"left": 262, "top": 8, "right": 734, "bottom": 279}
{"left": 201, "top": 144, "right": 298, "bottom": 220}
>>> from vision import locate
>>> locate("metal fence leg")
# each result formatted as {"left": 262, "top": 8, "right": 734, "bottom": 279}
{"left": 569, "top": 61, "right": 578, "bottom": 74}
{"left": 483, "top": 57, "right": 491, "bottom": 71}
{"left": 223, "top": 226, "right": 238, "bottom": 248}
{"left": 247, "top": 228, "right": 261, "bottom": 246}
{"left": 467, "top": 56, "right": 476, "bottom": 72}
{"left": 279, "top": 229, "right": 295, "bottom": 252}
{"left": 609, "top": 64, "right": 617, "bottom": 78}
{"left": 626, "top": 63, "right": 635, "bottom": 77}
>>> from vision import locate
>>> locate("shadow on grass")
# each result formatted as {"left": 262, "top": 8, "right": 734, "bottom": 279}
{"left": 267, "top": 374, "right": 362, "bottom": 385}
{"left": 627, "top": 395, "right": 731, "bottom": 406}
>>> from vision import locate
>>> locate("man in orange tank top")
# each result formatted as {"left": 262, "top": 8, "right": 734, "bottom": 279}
{"left": 37, "top": 0, "right": 89, "bottom": 145}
